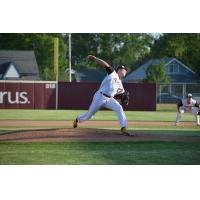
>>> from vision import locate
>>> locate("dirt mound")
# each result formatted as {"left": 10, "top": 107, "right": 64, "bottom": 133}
{"left": 0, "top": 128, "right": 199, "bottom": 143}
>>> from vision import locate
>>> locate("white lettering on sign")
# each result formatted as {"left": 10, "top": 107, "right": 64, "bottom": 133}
{"left": 46, "top": 84, "right": 55, "bottom": 89}
{"left": 0, "top": 91, "right": 29, "bottom": 104}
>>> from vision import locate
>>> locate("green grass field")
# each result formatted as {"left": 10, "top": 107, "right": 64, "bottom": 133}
{"left": 0, "top": 105, "right": 196, "bottom": 122}
{"left": 0, "top": 141, "right": 200, "bottom": 165}
{"left": 0, "top": 104, "right": 200, "bottom": 165}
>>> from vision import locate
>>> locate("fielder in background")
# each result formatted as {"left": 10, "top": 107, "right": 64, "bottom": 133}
{"left": 73, "top": 55, "right": 131, "bottom": 136}
{"left": 175, "top": 93, "right": 200, "bottom": 126}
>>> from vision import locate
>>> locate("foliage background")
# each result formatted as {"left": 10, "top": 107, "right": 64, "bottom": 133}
{"left": 0, "top": 33, "right": 200, "bottom": 81}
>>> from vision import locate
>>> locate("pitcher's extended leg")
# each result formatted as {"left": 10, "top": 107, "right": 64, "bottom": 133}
{"left": 78, "top": 99, "right": 102, "bottom": 122}
{"left": 74, "top": 92, "right": 105, "bottom": 128}
{"left": 175, "top": 107, "right": 184, "bottom": 125}
{"left": 190, "top": 108, "right": 200, "bottom": 126}
{"left": 105, "top": 98, "right": 127, "bottom": 128}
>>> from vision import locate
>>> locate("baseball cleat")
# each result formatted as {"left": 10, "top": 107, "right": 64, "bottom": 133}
{"left": 73, "top": 118, "right": 78, "bottom": 128}
{"left": 174, "top": 122, "right": 179, "bottom": 126}
{"left": 120, "top": 127, "right": 131, "bottom": 136}
{"left": 197, "top": 124, "right": 200, "bottom": 126}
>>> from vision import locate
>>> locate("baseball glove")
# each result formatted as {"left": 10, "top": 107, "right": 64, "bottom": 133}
{"left": 120, "top": 91, "right": 130, "bottom": 106}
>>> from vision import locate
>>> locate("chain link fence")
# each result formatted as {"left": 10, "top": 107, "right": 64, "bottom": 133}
{"left": 157, "top": 83, "right": 200, "bottom": 103}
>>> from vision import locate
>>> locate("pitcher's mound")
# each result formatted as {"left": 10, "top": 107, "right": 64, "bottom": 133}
{"left": 0, "top": 128, "right": 199, "bottom": 143}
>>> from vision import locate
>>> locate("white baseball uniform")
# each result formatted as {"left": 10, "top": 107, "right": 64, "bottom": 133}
{"left": 175, "top": 98, "right": 200, "bottom": 125}
{"left": 77, "top": 67, "right": 127, "bottom": 128}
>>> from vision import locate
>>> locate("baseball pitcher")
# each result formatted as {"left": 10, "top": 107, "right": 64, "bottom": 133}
{"left": 73, "top": 55, "right": 131, "bottom": 136}
{"left": 175, "top": 93, "right": 200, "bottom": 126}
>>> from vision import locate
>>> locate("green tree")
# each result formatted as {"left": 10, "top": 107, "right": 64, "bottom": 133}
{"left": 0, "top": 33, "right": 156, "bottom": 81}
{"left": 65, "top": 33, "right": 154, "bottom": 71}
{"left": 150, "top": 33, "right": 200, "bottom": 79}
{"left": 143, "top": 62, "right": 170, "bottom": 84}
{"left": 65, "top": 33, "right": 98, "bottom": 70}
{"left": 100, "top": 33, "right": 154, "bottom": 70}
{"left": 0, "top": 33, "right": 67, "bottom": 81}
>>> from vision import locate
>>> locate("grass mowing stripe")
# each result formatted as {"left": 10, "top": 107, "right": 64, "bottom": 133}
{"left": 0, "top": 141, "right": 200, "bottom": 164}
{"left": 0, "top": 109, "right": 197, "bottom": 122}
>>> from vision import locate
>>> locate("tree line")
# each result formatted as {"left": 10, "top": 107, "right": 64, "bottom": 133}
{"left": 0, "top": 33, "right": 199, "bottom": 82}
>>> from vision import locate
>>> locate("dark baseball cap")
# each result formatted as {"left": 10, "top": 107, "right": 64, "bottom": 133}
{"left": 116, "top": 65, "right": 128, "bottom": 72}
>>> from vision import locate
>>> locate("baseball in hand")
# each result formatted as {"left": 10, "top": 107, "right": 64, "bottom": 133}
{"left": 86, "top": 55, "right": 96, "bottom": 62}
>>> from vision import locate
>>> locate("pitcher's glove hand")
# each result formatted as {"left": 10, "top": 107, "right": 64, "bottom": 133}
{"left": 120, "top": 91, "right": 130, "bottom": 106}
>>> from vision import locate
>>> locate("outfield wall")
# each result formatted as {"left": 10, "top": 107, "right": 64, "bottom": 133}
{"left": 0, "top": 81, "right": 156, "bottom": 111}
{"left": 0, "top": 81, "right": 56, "bottom": 109}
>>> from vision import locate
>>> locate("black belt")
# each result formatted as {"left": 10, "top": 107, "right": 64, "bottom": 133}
{"left": 100, "top": 92, "right": 111, "bottom": 98}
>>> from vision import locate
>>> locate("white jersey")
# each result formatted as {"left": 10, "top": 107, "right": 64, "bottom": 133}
{"left": 176, "top": 98, "right": 200, "bottom": 125}
{"left": 180, "top": 98, "right": 198, "bottom": 111}
{"left": 98, "top": 70, "right": 125, "bottom": 97}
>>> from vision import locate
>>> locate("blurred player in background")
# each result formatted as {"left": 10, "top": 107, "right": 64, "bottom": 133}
{"left": 175, "top": 93, "right": 200, "bottom": 126}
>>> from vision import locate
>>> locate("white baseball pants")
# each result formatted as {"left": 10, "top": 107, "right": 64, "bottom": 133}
{"left": 77, "top": 91, "right": 127, "bottom": 128}
{"left": 176, "top": 106, "right": 200, "bottom": 125}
